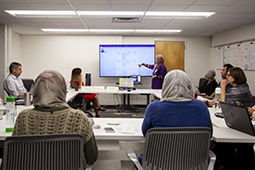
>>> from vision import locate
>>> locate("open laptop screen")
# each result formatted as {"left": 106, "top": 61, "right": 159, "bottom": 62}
{"left": 220, "top": 102, "right": 255, "bottom": 136}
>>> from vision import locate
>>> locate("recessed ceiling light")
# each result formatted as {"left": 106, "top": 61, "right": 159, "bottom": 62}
{"left": 77, "top": 11, "right": 144, "bottom": 16}
{"left": 41, "top": 29, "right": 88, "bottom": 32}
{"left": 41, "top": 29, "right": 182, "bottom": 34}
{"left": 5, "top": 10, "right": 76, "bottom": 17}
{"left": 146, "top": 12, "right": 215, "bottom": 18}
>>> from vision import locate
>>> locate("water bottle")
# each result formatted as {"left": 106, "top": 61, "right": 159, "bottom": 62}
{"left": 214, "top": 87, "right": 221, "bottom": 113}
{"left": 0, "top": 101, "right": 3, "bottom": 120}
{"left": 85, "top": 73, "right": 91, "bottom": 86}
{"left": 6, "top": 95, "right": 16, "bottom": 132}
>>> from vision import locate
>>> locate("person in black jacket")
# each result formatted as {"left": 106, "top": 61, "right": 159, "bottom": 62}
{"left": 195, "top": 69, "right": 217, "bottom": 97}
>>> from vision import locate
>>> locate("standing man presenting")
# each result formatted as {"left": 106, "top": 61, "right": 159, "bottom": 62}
{"left": 3, "top": 62, "right": 27, "bottom": 98}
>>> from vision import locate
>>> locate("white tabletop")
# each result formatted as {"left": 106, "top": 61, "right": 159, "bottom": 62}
{"left": 209, "top": 107, "right": 255, "bottom": 143}
{"left": 66, "top": 88, "right": 162, "bottom": 102}
{"left": 92, "top": 118, "right": 144, "bottom": 140}
{"left": 1, "top": 101, "right": 255, "bottom": 143}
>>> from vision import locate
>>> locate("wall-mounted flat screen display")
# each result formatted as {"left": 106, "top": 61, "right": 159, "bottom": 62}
{"left": 99, "top": 44, "right": 155, "bottom": 77}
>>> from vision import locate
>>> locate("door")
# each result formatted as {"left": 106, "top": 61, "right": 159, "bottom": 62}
{"left": 155, "top": 41, "right": 185, "bottom": 72}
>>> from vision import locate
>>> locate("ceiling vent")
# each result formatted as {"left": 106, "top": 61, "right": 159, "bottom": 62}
{"left": 112, "top": 17, "right": 140, "bottom": 23}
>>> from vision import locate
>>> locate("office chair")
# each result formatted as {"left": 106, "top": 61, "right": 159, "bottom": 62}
{"left": 68, "top": 82, "right": 93, "bottom": 117}
{"left": 127, "top": 127, "right": 216, "bottom": 170}
{"left": 199, "top": 77, "right": 207, "bottom": 89}
{"left": 21, "top": 78, "right": 35, "bottom": 91}
{"left": 1, "top": 133, "right": 94, "bottom": 170}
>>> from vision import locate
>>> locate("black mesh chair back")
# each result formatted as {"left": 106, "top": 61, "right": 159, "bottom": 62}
{"left": 142, "top": 127, "right": 212, "bottom": 170}
{"left": 21, "top": 78, "right": 35, "bottom": 92}
{"left": 199, "top": 77, "right": 207, "bottom": 88}
{"left": 3, "top": 133, "right": 83, "bottom": 170}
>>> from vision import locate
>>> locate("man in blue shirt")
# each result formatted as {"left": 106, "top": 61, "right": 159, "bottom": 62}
{"left": 3, "top": 62, "right": 27, "bottom": 98}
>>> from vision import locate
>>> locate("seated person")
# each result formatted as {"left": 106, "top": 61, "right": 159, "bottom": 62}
{"left": 70, "top": 67, "right": 105, "bottom": 118}
{"left": 3, "top": 62, "right": 27, "bottom": 98}
{"left": 12, "top": 70, "right": 98, "bottom": 168}
{"left": 205, "top": 67, "right": 253, "bottom": 108}
{"left": 142, "top": 69, "right": 212, "bottom": 135}
{"left": 195, "top": 69, "right": 217, "bottom": 97}
{"left": 139, "top": 70, "right": 212, "bottom": 167}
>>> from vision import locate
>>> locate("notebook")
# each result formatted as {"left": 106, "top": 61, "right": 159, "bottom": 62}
{"left": 220, "top": 102, "right": 255, "bottom": 136}
{"left": 119, "top": 78, "right": 134, "bottom": 88}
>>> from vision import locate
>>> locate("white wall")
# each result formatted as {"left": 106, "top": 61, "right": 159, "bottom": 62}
{"left": 211, "top": 23, "right": 255, "bottom": 94}
{"left": 11, "top": 34, "right": 212, "bottom": 105}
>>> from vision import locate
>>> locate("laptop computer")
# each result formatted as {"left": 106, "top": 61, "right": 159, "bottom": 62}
{"left": 119, "top": 78, "right": 134, "bottom": 88}
{"left": 220, "top": 102, "right": 255, "bottom": 136}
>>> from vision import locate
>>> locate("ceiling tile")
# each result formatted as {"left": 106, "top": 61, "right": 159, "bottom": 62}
{"left": 72, "top": 4, "right": 109, "bottom": 11}
{"left": 148, "top": 4, "right": 190, "bottom": 11}
{"left": 29, "top": 3, "right": 73, "bottom": 10}
{"left": 222, "top": 5, "right": 255, "bottom": 13}
{"left": 185, "top": 5, "right": 228, "bottom": 12}
{"left": 152, "top": 0, "right": 196, "bottom": 5}
{"left": 111, "top": 4, "right": 150, "bottom": 11}
{"left": 194, "top": 0, "right": 240, "bottom": 5}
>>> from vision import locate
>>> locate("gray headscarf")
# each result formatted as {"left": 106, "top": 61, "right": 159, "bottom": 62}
{"left": 161, "top": 70, "right": 194, "bottom": 102}
{"left": 33, "top": 70, "right": 69, "bottom": 111}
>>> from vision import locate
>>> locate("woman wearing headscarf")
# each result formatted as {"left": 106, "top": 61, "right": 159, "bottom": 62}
{"left": 195, "top": 69, "right": 217, "bottom": 97}
{"left": 12, "top": 70, "right": 98, "bottom": 168}
{"left": 139, "top": 55, "right": 167, "bottom": 89}
{"left": 142, "top": 69, "right": 212, "bottom": 136}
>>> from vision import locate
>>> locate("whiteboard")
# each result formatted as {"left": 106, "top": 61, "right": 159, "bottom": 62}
{"left": 223, "top": 42, "right": 255, "bottom": 70}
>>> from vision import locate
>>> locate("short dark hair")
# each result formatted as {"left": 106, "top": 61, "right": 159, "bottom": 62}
{"left": 9, "top": 62, "right": 22, "bottom": 73}
{"left": 71, "top": 68, "right": 82, "bottom": 81}
{"left": 229, "top": 67, "right": 247, "bottom": 84}
{"left": 223, "top": 64, "right": 233, "bottom": 72}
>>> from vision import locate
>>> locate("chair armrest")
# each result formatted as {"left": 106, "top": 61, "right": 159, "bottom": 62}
{"left": 85, "top": 163, "right": 94, "bottom": 170}
{"left": 126, "top": 149, "right": 143, "bottom": 170}
{"left": 208, "top": 150, "right": 216, "bottom": 170}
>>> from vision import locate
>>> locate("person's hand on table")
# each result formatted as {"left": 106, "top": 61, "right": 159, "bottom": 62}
{"left": 203, "top": 99, "right": 214, "bottom": 106}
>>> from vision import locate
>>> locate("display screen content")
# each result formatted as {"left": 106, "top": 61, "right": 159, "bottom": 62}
{"left": 99, "top": 45, "right": 155, "bottom": 77}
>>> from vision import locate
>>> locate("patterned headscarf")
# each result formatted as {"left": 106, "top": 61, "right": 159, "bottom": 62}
{"left": 161, "top": 70, "right": 194, "bottom": 102}
{"left": 152, "top": 55, "right": 164, "bottom": 73}
{"left": 33, "top": 70, "right": 69, "bottom": 111}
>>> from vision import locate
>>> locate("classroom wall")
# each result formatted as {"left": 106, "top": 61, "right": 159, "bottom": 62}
{"left": 0, "top": 24, "right": 5, "bottom": 99}
{"left": 211, "top": 23, "right": 255, "bottom": 94}
{"left": 11, "top": 34, "right": 212, "bottom": 105}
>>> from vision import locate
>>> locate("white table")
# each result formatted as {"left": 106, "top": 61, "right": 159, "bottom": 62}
{"left": 209, "top": 107, "right": 255, "bottom": 143}
{"left": 1, "top": 102, "right": 255, "bottom": 144}
{"left": 92, "top": 118, "right": 144, "bottom": 140}
{"left": 66, "top": 88, "right": 162, "bottom": 102}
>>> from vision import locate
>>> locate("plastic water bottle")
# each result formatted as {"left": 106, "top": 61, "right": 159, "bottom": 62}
{"left": 0, "top": 101, "right": 3, "bottom": 120}
{"left": 214, "top": 87, "right": 221, "bottom": 113}
{"left": 5, "top": 95, "right": 16, "bottom": 132}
